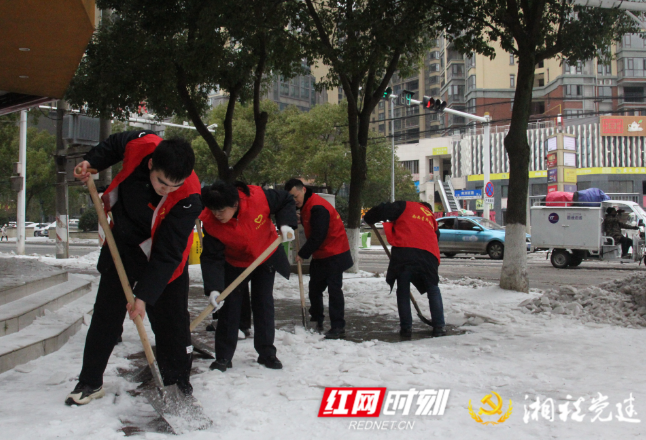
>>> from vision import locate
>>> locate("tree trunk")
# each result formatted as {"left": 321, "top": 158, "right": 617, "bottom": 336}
{"left": 346, "top": 96, "right": 366, "bottom": 273}
{"left": 500, "top": 53, "right": 534, "bottom": 293}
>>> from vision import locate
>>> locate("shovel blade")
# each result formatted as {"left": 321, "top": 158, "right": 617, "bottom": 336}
{"left": 143, "top": 385, "right": 212, "bottom": 434}
{"left": 191, "top": 338, "right": 215, "bottom": 359}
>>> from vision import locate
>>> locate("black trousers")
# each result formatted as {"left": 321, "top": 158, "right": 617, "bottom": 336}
{"left": 212, "top": 283, "right": 251, "bottom": 330}
{"left": 308, "top": 259, "right": 345, "bottom": 329}
{"left": 215, "top": 262, "right": 276, "bottom": 361}
{"left": 79, "top": 264, "right": 192, "bottom": 388}
{"left": 617, "top": 235, "right": 633, "bottom": 256}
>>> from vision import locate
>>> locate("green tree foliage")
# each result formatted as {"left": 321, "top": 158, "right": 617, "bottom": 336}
{"left": 66, "top": 0, "right": 305, "bottom": 182}
{"left": 79, "top": 208, "right": 98, "bottom": 232}
{"left": 0, "top": 114, "right": 57, "bottom": 222}
{"left": 437, "top": 0, "right": 636, "bottom": 291}
{"left": 300, "top": 0, "right": 442, "bottom": 228}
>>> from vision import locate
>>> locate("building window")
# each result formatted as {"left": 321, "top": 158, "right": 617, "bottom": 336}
{"left": 510, "top": 74, "right": 515, "bottom": 88}
{"left": 467, "top": 74, "right": 476, "bottom": 91}
{"left": 466, "top": 54, "right": 475, "bottom": 70}
{"left": 531, "top": 183, "right": 547, "bottom": 196}
{"left": 624, "top": 86, "right": 644, "bottom": 102}
{"left": 510, "top": 54, "right": 515, "bottom": 65}
{"left": 378, "top": 101, "right": 385, "bottom": 110}
{"left": 536, "top": 60, "right": 544, "bottom": 68}
{"left": 624, "top": 34, "right": 632, "bottom": 47}
{"left": 502, "top": 185, "right": 509, "bottom": 198}
{"left": 608, "top": 180, "right": 634, "bottom": 193}
{"left": 401, "top": 160, "right": 420, "bottom": 174}
{"left": 378, "top": 124, "right": 385, "bottom": 132}
{"left": 405, "top": 79, "right": 419, "bottom": 90}
{"left": 530, "top": 101, "right": 545, "bottom": 115}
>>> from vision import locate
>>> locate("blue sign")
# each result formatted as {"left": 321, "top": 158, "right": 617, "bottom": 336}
{"left": 454, "top": 189, "right": 483, "bottom": 200}
{"left": 548, "top": 213, "right": 560, "bottom": 224}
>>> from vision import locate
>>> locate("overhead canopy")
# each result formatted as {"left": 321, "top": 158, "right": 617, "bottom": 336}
{"left": 0, "top": 0, "right": 95, "bottom": 115}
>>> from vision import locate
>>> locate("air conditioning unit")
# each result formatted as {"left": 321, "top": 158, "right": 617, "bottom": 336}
{"left": 62, "top": 114, "right": 100, "bottom": 146}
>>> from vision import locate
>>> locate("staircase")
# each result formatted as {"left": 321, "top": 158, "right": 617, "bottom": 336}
{"left": 439, "top": 179, "right": 460, "bottom": 213}
{"left": 0, "top": 272, "right": 95, "bottom": 374}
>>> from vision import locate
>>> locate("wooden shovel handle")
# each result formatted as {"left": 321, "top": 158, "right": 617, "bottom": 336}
{"left": 295, "top": 233, "right": 306, "bottom": 309}
{"left": 190, "top": 236, "right": 283, "bottom": 331}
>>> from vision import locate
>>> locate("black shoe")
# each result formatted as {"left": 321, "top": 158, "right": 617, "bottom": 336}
{"left": 240, "top": 328, "right": 251, "bottom": 338}
{"left": 176, "top": 380, "right": 193, "bottom": 396}
{"left": 65, "top": 382, "right": 105, "bottom": 406}
{"left": 399, "top": 327, "right": 412, "bottom": 338}
{"left": 209, "top": 359, "right": 232, "bottom": 372}
{"left": 315, "top": 320, "right": 324, "bottom": 333}
{"left": 257, "top": 355, "right": 283, "bottom": 369}
{"left": 324, "top": 328, "right": 346, "bottom": 340}
{"left": 432, "top": 327, "right": 447, "bottom": 337}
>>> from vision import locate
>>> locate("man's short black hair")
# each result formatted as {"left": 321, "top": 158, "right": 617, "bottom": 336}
{"left": 606, "top": 207, "right": 617, "bottom": 215}
{"left": 202, "top": 180, "right": 250, "bottom": 210}
{"left": 284, "top": 178, "right": 305, "bottom": 192}
{"left": 151, "top": 138, "right": 195, "bottom": 182}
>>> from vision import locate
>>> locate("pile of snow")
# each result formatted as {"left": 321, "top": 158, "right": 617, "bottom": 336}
{"left": 439, "top": 275, "right": 494, "bottom": 289}
{"left": 517, "top": 273, "right": 646, "bottom": 328}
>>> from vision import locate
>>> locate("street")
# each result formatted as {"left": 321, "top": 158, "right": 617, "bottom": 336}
{"left": 0, "top": 241, "right": 99, "bottom": 258}
{"left": 3, "top": 241, "right": 643, "bottom": 291}
{"left": 359, "top": 249, "right": 645, "bottom": 291}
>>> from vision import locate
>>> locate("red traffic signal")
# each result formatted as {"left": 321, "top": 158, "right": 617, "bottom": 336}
{"left": 422, "top": 96, "right": 447, "bottom": 112}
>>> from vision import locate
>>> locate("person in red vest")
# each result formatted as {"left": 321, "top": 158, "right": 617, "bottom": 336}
{"left": 363, "top": 201, "right": 445, "bottom": 338}
{"left": 200, "top": 181, "right": 297, "bottom": 371}
{"left": 284, "top": 179, "right": 353, "bottom": 339}
{"left": 66, "top": 131, "right": 202, "bottom": 405}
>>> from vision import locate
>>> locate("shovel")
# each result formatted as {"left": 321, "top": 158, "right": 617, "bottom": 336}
{"left": 129, "top": 235, "right": 284, "bottom": 382}
{"left": 294, "top": 233, "right": 308, "bottom": 328}
{"left": 79, "top": 167, "right": 212, "bottom": 434}
{"left": 369, "top": 223, "right": 433, "bottom": 327}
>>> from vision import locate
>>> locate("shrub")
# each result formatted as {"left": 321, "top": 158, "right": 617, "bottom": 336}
{"left": 79, "top": 209, "right": 98, "bottom": 232}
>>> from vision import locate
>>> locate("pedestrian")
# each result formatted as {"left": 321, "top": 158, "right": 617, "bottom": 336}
{"left": 66, "top": 130, "right": 202, "bottom": 405}
{"left": 284, "top": 179, "right": 353, "bottom": 339}
{"left": 363, "top": 200, "right": 445, "bottom": 338}
{"left": 1, "top": 224, "right": 7, "bottom": 241}
{"left": 604, "top": 207, "right": 639, "bottom": 257}
{"left": 200, "top": 180, "right": 297, "bottom": 371}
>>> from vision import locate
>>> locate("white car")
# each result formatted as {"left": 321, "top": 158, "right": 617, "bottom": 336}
{"left": 34, "top": 223, "right": 55, "bottom": 237}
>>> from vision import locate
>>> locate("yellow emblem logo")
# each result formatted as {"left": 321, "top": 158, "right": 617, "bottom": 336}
{"left": 254, "top": 215, "right": 263, "bottom": 223}
{"left": 468, "top": 391, "right": 513, "bottom": 425}
{"left": 420, "top": 206, "right": 433, "bottom": 217}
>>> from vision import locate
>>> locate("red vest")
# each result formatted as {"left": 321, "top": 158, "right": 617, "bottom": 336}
{"left": 101, "top": 133, "right": 201, "bottom": 282}
{"left": 383, "top": 202, "right": 441, "bottom": 264}
{"left": 199, "top": 185, "right": 278, "bottom": 267}
{"left": 301, "top": 193, "right": 350, "bottom": 259}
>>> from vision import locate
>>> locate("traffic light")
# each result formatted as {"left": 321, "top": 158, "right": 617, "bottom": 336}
{"left": 382, "top": 86, "right": 392, "bottom": 100}
{"left": 422, "top": 96, "right": 447, "bottom": 112}
{"left": 399, "top": 90, "right": 414, "bottom": 106}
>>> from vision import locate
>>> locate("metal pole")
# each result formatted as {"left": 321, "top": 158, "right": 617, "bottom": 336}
{"left": 483, "top": 116, "right": 491, "bottom": 221}
{"left": 391, "top": 97, "right": 395, "bottom": 202}
{"left": 16, "top": 110, "right": 27, "bottom": 255}
{"left": 55, "top": 100, "right": 69, "bottom": 259}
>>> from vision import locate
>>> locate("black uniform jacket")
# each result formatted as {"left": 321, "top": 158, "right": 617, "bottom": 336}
{"left": 298, "top": 188, "right": 353, "bottom": 272}
{"left": 84, "top": 130, "right": 203, "bottom": 305}
{"left": 200, "top": 189, "right": 298, "bottom": 294}
{"left": 363, "top": 201, "right": 440, "bottom": 294}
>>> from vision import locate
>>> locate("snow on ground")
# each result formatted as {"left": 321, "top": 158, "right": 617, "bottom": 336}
{"left": 0, "top": 251, "right": 644, "bottom": 439}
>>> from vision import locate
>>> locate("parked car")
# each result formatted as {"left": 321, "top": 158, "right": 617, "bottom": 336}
{"left": 437, "top": 216, "right": 531, "bottom": 260}
{"left": 34, "top": 223, "right": 55, "bottom": 237}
